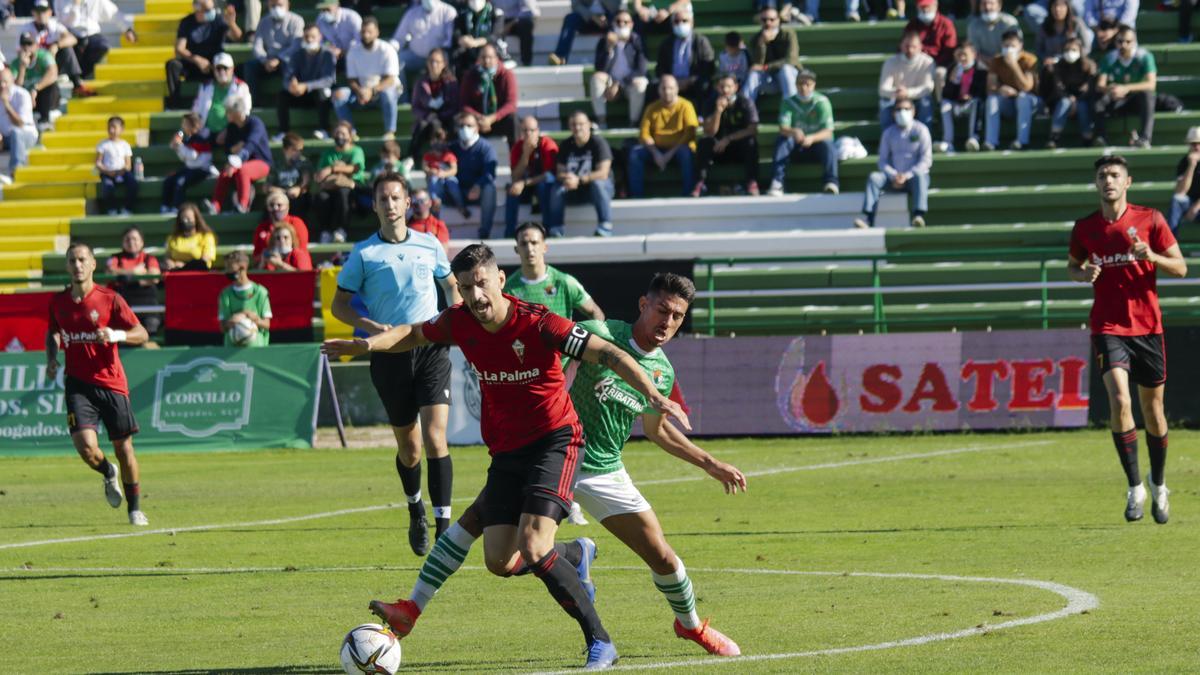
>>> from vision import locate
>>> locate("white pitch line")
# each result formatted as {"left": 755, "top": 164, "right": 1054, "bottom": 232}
{"left": 0, "top": 439, "right": 1052, "bottom": 552}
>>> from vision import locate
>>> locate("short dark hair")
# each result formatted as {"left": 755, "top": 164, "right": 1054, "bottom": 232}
{"left": 957, "top": 39, "right": 975, "bottom": 51}
{"left": 1094, "top": 154, "right": 1129, "bottom": 174}
{"left": 372, "top": 171, "right": 409, "bottom": 196}
{"left": 1117, "top": 25, "right": 1137, "bottom": 40}
{"left": 362, "top": 15, "right": 379, "bottom": 29}
{"left": 1097, "top": 18, "right": 1119, "bottom": 31}
{"left": 451, "top": 243, "right": 498, "bottom": 275}
{"left": 647, "top": 272, "right": 695, "bottom": 305}
{"left": 66, "top": 241, "right": 94, "bottom": 258}
{"left": 282, "top": 132, "right": 304, "bottom": 149}
{"left": 225, "top": 249, "right": 249, "bottom": 265}
{"left": 121, "top": 225, "right": 143, "bottom": 238}
{"left": 108, "top": 115, "right": 124, "bottom": 127}
{"left": 724, "top": 30, "right": 741, "bottom": 48}
{"left": 1001, "top": 29, "right": 1022, "bottom": 42}
{"left": 514, "top": 221, "right": 546, "bottom": 242}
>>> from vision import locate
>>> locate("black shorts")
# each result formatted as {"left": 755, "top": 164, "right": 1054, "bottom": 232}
{"left": 1092, "top": 333, "right": 1167, "bottom": 388}
{"left": 483, "top": 423, "right": 584, "bottom": 527}
{"left": 65, "top": 376, "right": 139, "bottom": 440}
{"left": 369, "top": 344, "right": 452, "bottom": 427}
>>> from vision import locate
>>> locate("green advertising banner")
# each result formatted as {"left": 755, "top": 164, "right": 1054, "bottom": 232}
{"left": 0, "top": 345, "right": 322, "bottom": 455}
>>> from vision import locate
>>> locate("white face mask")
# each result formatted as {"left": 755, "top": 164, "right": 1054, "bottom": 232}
{"left": 458, "top": 126, "right": 479, "bottom": 145}
{"left": 270, "top": 6, "right": 286, "bottom": 19}
{"left": 673, "top": 22, "right": 692, "bottom": 38}
{"left": 468, "top": 0, "right": 485, "bottom": 11}
{"left": 1062, "top": 49, "right": 1081, "bottom": 63}
{"left": 917, "top": 9, "right": 936, "bottom": 23}
{"left": 303, "top": 39, "right": 321, "bottom": 52}
{"left": 762, "top": 26, "right": 779, "bottom": 39}
{"left": 420, "top": 0, "right": 433, "bottom": 10}
{"left": 894, "top": 109, "right": 914, "bottom": 128}
{"left": 981, "top": 10, "right": 999, "bottom": 22}
{"left": 1002, "top": 45, "right": 1019, "bottom": 58}
{"left": 614, "top": 25, "right": 632, "bottom": 40}
{"left": 797, "top": 92, "right": 812, "bottom": 102}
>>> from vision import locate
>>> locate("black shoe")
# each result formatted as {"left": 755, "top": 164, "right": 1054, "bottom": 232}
{"left": 408, "top": 504, "right": 430, "bottom": 556}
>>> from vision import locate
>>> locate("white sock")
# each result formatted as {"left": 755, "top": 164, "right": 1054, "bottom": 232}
{"left": 406, "top": 490, "right": 423, "bottom": 505}
{"left": 651, "top": 556, "right": 701, "bottom": 629}
{"left": 433, "top": 506, "right": 452, "bottom": 520}
{"left": 410, "top": 522, "right": 478, "bottom": 611}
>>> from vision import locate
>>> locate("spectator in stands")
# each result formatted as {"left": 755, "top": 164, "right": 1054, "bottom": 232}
{"left": 314, "top": 120, "right": 367, "bottom": 235}
{"left": 719, "top": 30, "right": 749, "bottom": 86}
{"left": 548, "top": 110, "right": 614, "bottom": 236}
{"left": 505, "top": 115, "right": 558, "bottom": 237}
{"left": 694, "top": 74, "right": 760, "bottom": 197}
{"left": 410, "top": 48, "right": 460, "bottom": 160}
{"left": 391, "top": 0, "right": 456, "bottom": 77}
{"left": 245, "top": 0, "right": 304, "bottom": 98}
{"left": 460, "top": 43, "right": 518, "bottom": 145}
{"left": 58, "top": 0, "right": 137, "bottom": 81}
{"left": 854, "top": 96, "right": 932, "bottom": 229}
{"left": 279, "top": 24, "right": 336, "bottom": 138}
{"left": 878, "top": 31, "right": 936, "bottom": 131}
{"left": 166, "top": 0, "right": 242, "bottom": 108}
{"left": 1041, "top": 35, "right": 1096, "bottom": 147}
{"left": 744, "top": 7, "right": 800, "bottom": 103}
{"left": 24, "top": 0, "right": 94, "bottom": 97}
{"left": 268, "top": 133, "right": 313, "bottom": 217}
{"left": 655, "top": 10, "right": 715, "bottom": 106}
{"left": 1092, "top": 26, "right": 1155, "bottom": 147}
{"left": 256, "top": 221, "right": 312, "bottom": 271}
{"left": 550, "top": 0, "right": 620, "bottom": 65}
{"left": 210, "top": 95, "right": 273, "bottom": 214}
{"left": 448, "top": 111, "right": 498, "bottom": 238}
{"left": 984, "top": 30, "right": 1039, "bottom": 150}
{"left": 335, "top": 17, "right": 402, "bottom": 139}
{"left": 1083, "top": 0, "right": 1137, "bottom": 30}
{"left": 590, "top": 9, "right": 649, "bottom": 128}
{"left": 105, "top": 226, "right": 162, "bottom": 339}
{"left": 1091, "top": 18, "right": 1120, "bottom": 58}
{"left": 967, "top": 0, "right": 1021, "bottom": 68}
{"left": 253, "top": 187, "right": 310, "bottom": 257}
{"left": 422, "top": 119, "right": 457, "bottom": 209}
{"left": 1168, "top": 126, "right": 1200, "bottom": 231}
{"left": 408, "top": 187, "right": 451, "bottom": 248}
{"left": 629, "top": 74, "right": 698, "bottom": 198}
{"left": 1036, "top": 0, "right": 1093, "bottom": 59}
{"left": 452, "top": 0, "right": 503, "bottom": 76}
{"left": 315, "top": 0, "right": 362, "bottom": 65}
{"left": 15, "top": 32, "right": 58, "bottom": 124}
{"left": 938, "top": 41, "right": 987, "bottom": 152}
{"left": 906, "top": 0, "right": 957, "bottom": 101}
{"left": 372, "top": 139, "right": 410, "bottom": 180}
{"left": 194, "top": 52, "right": 251, "bottom": 135}
{"left": 631, "top": 0, "right": 691, "bottom": 34}
{"left": 0, "top": 66, "right": 38, "bottom": 176}
{"left": 768, "top": 68, "right": 838, "bottom": 196}
{"left": 96, "top": 116, "right": 137, "bottom": 216}
{"left": 161, "top": 112, "right": 214, "bottom": 214}
{"left": 219, "top": 250, "right": 272, "bottom": 347}
{"left": 495, "top": 0, "right": 537, "bottom": 66}
{"left": 164, "top": 203, "right": 217, "bottom": 270}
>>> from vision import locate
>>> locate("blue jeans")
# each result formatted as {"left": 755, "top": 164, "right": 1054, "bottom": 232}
{"left": 986, "top": 92, "right": 1040, "bottom": 146}
{"left": 3, "top": 128, "right": 36, "bottom": 172}
{"left": 628, "top": 144, "right": 694, "bottom": 197}
{"left": 100, "top": 171, "right": 139, "bottom": 212}
{"left": 333, "top": 86, "right": 400, "bottom": 134}
{"left": 553, "top": 11, "right": 610, "bottom": 61}
{"left": 771, "top": 136, "right": 838, "bottom": 187}
{"left": 432, "top": 175, "right": 497, "bottom": 237}
{"left": 862, "top": 170, "right": 929, "bottom": 224}
{"left": 161, "top": 167, "right": 211, "bottom": 208}
{"left": 742, "top": 64, "right": 798, "bottom": 102}
{"left": 503, "top": 176, "right": 554, "bottom": 237}
{"left": 880, "top": 96, "right": 934, "bottom": 131}
{"left": 940, "top": 98, "right": 980, "bottom": 144}
{"left": 546, "top": 179, "right": 615, "bottom": 234}
{"left": 1049, "top": 96, "right": 1093, "bottom": 137}
{"left": 1168, "top": 193, "right": 1198, "bottom": 231}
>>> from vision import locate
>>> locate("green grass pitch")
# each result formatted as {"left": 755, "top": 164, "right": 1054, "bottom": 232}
{"left": 2, "top": 429, "right": 1198, "bottom": 673}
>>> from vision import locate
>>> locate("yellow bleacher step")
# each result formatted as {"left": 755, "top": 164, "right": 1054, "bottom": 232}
{"left": 0, "top": 199, "right": 86, "bottom": 218}
{"left": 57, "top": 113, "right": 152, "bottom": 132}
{"left": 91, "top": 79, "right": 168, "bottom": 98}
{"left": 104, "top": 47, "right": 177, "bottom": 64}
{"left": 68, "top": 96, "right": 163, "bottom": 115}
{"left": 14, "top": 166, "right": 97, "bottom": 184}
{"left": 2, "top": 181, "right": 90, "bottom": 200}
{"left": 123, "top": 31, "right": 176, "bottom": 48}
{"left": 39, "top": 130, "right": 138, "bottom": 149}
{"left": 0, "top": 235, "right": 65, "bottom": 253}
{"left": 94, "top": 62, "right": 170, "bottom": 81}
{"left": 0, "top": 251, "right": 46, "bottom": 271}
{"left": 0, "top": 218, "right": 72, "bottom": 236}
{"left": 133, "top": 14, "right": 190, "bottom": 33}
{"left": 28, "top": 149, "right": 98, "bottom": 165}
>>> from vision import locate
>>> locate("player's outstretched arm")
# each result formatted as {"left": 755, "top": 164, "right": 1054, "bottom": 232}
{"left": 321, "top": 323, "right": 430, "bottom": 357}
{"left": 642, "top": 412, "right": 747, "bottom": 494}
{"left": 580, "top": 335, "right": 692, "bottom": 430}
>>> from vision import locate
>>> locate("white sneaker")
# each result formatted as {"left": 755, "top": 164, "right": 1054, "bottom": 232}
{"left": 313, "top": 129, "right": 329, "bottom": 140}
{"left": 1125, "top": 482, "right": 1147, "bottom": 522}
{"left": 846, "top": 11, "right": 861, "bottom": 20}
{"left": 934, "top": 141, "right": 949, "bottom": 153}
{"left": 767, "top": 180, "right": 784, "bottom": 197}
{"left": 911, "top": 215, "right": 926, "bottom": 228}
{"left": 271, "top": 132, "right": 286, "bottom": 143}
{"left": 0, "top": 173, "right": 12, "bottom": 185}
{"left": 128, "top": 510, "right": 149, "bottom": 526}
{"left": 202, "top": 199, "right": 217, "bottom": 215}
{"left": 853, "top": 217, "right": 870, "bottom": 229}
{"left": 103, "top": 466, "right": 122, "bottom": 508}
{"left": 1147, "top": 475, "right": 1170, "bottom": 524}
{"left": 566, "top": 501, "right": 589, "bottom": 526}
{"left": 965, "top": 137, "right": 980, "bottom": 152}
{"left": 119, "top": 208, "right": 131, "bottom": 216}
{"left": 822, "top": 182, "right": 839, "bottom": 195}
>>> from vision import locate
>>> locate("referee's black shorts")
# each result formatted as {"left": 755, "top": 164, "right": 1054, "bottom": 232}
{"left": 65, "top": 376, "right": 139, "bottom": 441}
{"left": 1092, "top": 333, "right": 1167, "bottom": 388}
{"left": 369, "top": 344, "right": 452, "bottom": 427}
{"left": 482, "top": 422, "right": 584, "bottom": 527}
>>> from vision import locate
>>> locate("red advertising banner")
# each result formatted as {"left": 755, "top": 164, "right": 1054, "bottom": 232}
{"left": 0, "top": 291, "right": 55, "bottom": 353}
{"left": 164, "top": 271, "right": 317, "bottom": 333}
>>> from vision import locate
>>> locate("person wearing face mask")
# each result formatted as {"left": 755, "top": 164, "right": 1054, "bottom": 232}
{"left": 1041, "top": 35, "right": 1097, "bottom": 147}
{"left": 694, "top": 74, "right": 760, "bottom": 197}
{"left": 983, "top": 30, "right": 1040, "bottom": 150}
{"left": 253, "top": 188, "right": 310, "bottom": 258}
{"left": 335, "top": 17, "right": 403, "bottom": 139}
{"left": 768, "top": 68, "right": 838, "bottom": 197}
{"left": 391, "top": 0, "right": 457, "bottom": 80}
{"left": 460, "top": 43, "right": 519, "bottom": 145}
{"left": 22, "top": 0, "right": 95, "bottom": 98}
{"left": 219, "top": 250, "right": 272, "bottom": 347}
{"left": 854, "top": 97, "right": 932, "bottom": 229}
{"left": 1036, "top": 0, "right": 1093, "bottom": 60}
{"left": 967, "top": 0, "right": 1020, "bottom": 69}
{"left": 257, "top": 221, "right": 312, "bottom": 271}
{"left": 407, "top": 188, "right": 451, "bottom": 248}
{"left": 164, "top": 202, "right": 217, "bottom": 271}
{"left": 652, "top": 11, "right": 714, "bottom": 106}
{"left": 411, "top": 48, "right": 461, "bottom": 159}
{"left": 878, "top": 31, "right": 936, "bottom": 131}
{"left": 743, "top": 8, "right": 800, "bottom": 103}
{"left": 937, "top": 41, "right": 987, "bottom": 152}
{"left": 447, "top": 111, "right": 499, "bottom": 238}
{"left": 550, "top": 0, "right": 620, "bottom": 65}
{"left": 451, "top": 0, "right": 504, "bottom": 76}
{"left": 315, "top": 0, "right": 363, "bottom": 66}
{"left": 314, "top": 120, "right": 368, "bottom": 235}
{"left": 245, "top": 0, "right": 304, "bottom": 99}
{"left": 904, "top": 0, "right": 958, "bottom": 101}
{"left": 279, "top": 24, "right": 336, "bottom": 138}
{"left": 1093, "top": 26, "right": 1156, "bottom": 148}
{"left": 192, "top": 52, "right": 252, "bottom": 135}
{"left": 590, "top": 9, "right": 649, "bottom": 128}
{"left": 1083, "top": 0, "right": 1137, "bottom": 32}
{"left": 209, "top": 95, "right": 274, "bottom": 214}
{"left": 166, "top": 0, "right": 242, "bottom": 108}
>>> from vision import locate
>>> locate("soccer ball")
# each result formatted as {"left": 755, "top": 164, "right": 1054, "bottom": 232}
{"left": 228, "top": 316, "right": 258, "bottom": 346}
{"left": 339, "top": 623, "right": 402, "bottom": 674}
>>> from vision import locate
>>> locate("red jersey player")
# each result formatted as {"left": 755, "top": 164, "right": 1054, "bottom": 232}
{"left": 1068, "top": 155, "right": 1188, "bottom": 524}
{"left": 46, "top": 242, "right": 151, "bottom": 526}
{"left": 322, "top": 244, "right": 689, "bottom": 670}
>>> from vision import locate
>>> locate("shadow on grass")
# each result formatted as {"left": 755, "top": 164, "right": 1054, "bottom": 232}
{"left": 669, "top": 523, "right": 1127, "bottom": 537}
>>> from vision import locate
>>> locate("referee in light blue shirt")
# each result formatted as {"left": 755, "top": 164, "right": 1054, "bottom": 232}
{"left": 333, "top": 172, "right": 461, "bottom": 556}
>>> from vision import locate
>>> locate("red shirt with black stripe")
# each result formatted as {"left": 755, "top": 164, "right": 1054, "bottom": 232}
{"left": 422, "top": 294, "right": 586, "bottom": 454}
{"left": 1069, "top": 204, "right": 1177, "bottom": 336}
{"left": 48, "top": 285, "right": 140, "bottom": 395}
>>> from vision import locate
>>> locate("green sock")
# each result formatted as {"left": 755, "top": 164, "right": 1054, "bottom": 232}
{"left": 652, "top": 556, "right": 701, "bottom": 629}
{"left": 410, "top": 522, "right": 475, "bottom": 611}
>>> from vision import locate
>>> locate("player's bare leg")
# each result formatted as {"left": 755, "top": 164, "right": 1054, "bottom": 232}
{"left": 419, "top": 404, "right": 454, "bottom": 538}
{"left": 392, "top": 422, "right": 431, "bottom": 555}
{"left": 71, "top": 428, "right": 123, "bottom": 510}
{"left": 111, "top": 435, "right": 148, "bottom": 525}
{"left": 1102, "top": 369, "right": 1146, "bottom": 521}
{"left": 601, "top": 510, "right": 741, "bottom": 656}
{"left": 1138, "top": 383, "right": 1170, "bottom": 523}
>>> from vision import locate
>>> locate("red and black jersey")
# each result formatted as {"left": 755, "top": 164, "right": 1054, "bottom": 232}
{"left": 422, "top": 294, "right": 589, "bottom": 454}
{"left": 1069, "top": 204, "right": 1178, "bottom": 336}
{"left": 48, "top": 285, "right": 140, "bottom": 395}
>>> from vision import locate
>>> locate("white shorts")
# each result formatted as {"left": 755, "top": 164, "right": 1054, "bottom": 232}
{"left": 573, "top": 468, "right": 652, "bottom": 522}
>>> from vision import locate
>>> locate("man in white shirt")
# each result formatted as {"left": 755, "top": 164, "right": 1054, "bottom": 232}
{"left": 24, "top": 0, "right": 96, "bottom": 96}
{"left": 391, "top": 0, "right": 456, "bottom": 77}
{"left": 335, "top": 17, "right": 402, "bottom": 138}
{"left": 0, "top": 67, "right": 38, "bottom": 176}
{"left": 56, "top": 0, "right": 137, "bottom": 81}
